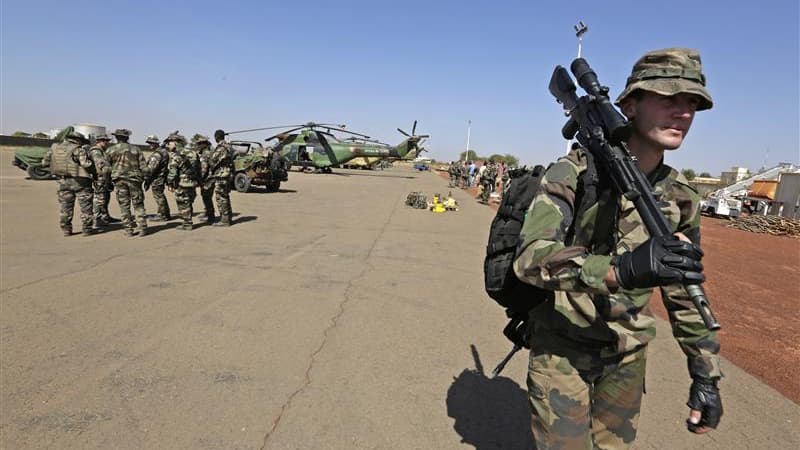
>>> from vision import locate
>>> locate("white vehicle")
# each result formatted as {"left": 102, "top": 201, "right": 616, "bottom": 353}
{"left": 701, "top": 194, "right": 741, "bottom": 217}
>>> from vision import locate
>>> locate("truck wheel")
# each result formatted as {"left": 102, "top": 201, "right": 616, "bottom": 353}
{"left": 27, "top": 165, "right": 52, "bottom": 180}
{"left": 234, "top": 173, "right": 251, "bottom": 193}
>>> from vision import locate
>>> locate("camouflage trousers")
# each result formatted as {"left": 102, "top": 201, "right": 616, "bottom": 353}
{"left": 92, "top": 182, "right": 111, "bottom": 220}
{"left": 528, "top": 336, "right": 647, "bottom": 450}
{"left": 57, "top": 177, "right": 94, "bottom": 233}
{"left": 211, "top": 178, "right": 232, "bottom": 223}
{"left": 114, "top": 178, "right": 147, "bottom": 232}
{"left": 174, "top": 186, "right": 197, "bottom": 226}
{"left": 200, "top": 181, "right": 216, "bottom": 220}
{"left": 150, "top": 177, "right": 171, "bottom": 219}
{"left": 449, "top": 174, "right": 459, "bottom": 187}
{"left": 479, "top": 181, "right": 493, "bottom": 202}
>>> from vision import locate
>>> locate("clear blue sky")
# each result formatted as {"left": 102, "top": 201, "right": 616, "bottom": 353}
{"left": 2, "top": 0, "right": 798, "bottom": 175}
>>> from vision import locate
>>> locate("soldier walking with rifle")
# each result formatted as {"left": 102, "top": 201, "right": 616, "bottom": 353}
{"left": 511, "top": 44, "right": 723, "bottom": 449}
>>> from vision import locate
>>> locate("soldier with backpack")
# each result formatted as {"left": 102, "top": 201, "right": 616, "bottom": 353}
{"left": 487, "top": 48, "right": 721, "bottom": 449}
{"left": 40, "top": 130, "right": 95, "bottom": 236}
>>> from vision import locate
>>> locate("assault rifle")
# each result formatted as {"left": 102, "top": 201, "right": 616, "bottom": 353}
{"left": 549, "top": 57, "right": 721, "bottom": 331}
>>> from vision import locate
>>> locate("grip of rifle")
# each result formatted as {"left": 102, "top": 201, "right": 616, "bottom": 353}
{"left": 562, "top": 117, "right": 579, "bottom": 140}
{"left": 686, "top": 284, "right": 721, "bottom": 330}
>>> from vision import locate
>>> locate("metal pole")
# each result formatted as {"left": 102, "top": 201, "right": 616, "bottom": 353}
{"left": 465, "top": 120, "right": 471, "bottom": 162}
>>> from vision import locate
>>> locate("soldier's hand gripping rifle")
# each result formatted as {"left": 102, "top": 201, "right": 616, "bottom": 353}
{"left": 549, "top": 58, "right": 720, "bottom": 331}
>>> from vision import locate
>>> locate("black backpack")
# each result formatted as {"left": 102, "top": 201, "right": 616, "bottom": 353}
{"left": 483, "top": 153, "right": 601, "bottom": 314}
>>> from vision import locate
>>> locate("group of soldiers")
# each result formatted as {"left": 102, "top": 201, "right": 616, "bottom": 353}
{"left": 42, "top": 128, "right": 235, "bottom": 237}
{"left": 446, "top": 160, "right": 506, "bottom": 202}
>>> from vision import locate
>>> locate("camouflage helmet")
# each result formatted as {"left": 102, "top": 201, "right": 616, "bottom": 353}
{"left": 145, "top": 135, "right": 160, "bottom": 144}
{"left": 94, "top": 133, "right": 111, "bottom": 142}
{"left": 112, "top": 128, "right": 132, "bottom": 137}
{"left": 191, "top": 134, "right": 210, "bottom": 144}
{"left": 66, "top": 130, "right": 89, "bottom": 143}
{"left": 165, "top": 131, "right": 187, "bottom": 145}
{"left": 615, "top": 48, "right": 713, "bottom": 111}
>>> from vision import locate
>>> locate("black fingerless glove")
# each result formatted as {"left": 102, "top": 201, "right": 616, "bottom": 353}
{"left": 614, "top": 235, "right": 705, "bottom": 290}
{"left": 686, "top": 377, "right": 723, "bottom": 431}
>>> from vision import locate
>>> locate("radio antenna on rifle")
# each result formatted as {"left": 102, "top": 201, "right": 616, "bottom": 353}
{"left": 565, "top": 21, "right": 589, "bottom": 153}
{"left": 574, "top": 21, "right": 588, "bottom": 58}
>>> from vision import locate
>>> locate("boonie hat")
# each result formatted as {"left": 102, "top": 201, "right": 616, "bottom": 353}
{"left": 615, "top": 48, "right": 713, "bottom": 111}
{"left": 145, "top": 135, "right": 160, "bottom": 144}
{"left": 112, "top": 128, "right": 132, "bottom": 137}
{"left": 95, "top": 134, "right": 111, "bottom": 141}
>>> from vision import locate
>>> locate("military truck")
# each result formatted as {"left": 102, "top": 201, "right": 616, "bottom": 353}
{"left": 230, "top": 140, "right": 290, "bottom": 192}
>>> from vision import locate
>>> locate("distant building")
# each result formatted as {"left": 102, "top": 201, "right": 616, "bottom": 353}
{"left": 719, "top": 166, "right": 750, "bottom": 186}
{"left": 689, "top": 176, "right": 722, "bottom": 197}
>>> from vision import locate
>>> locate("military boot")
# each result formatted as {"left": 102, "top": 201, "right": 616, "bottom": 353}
{"left": 94, "top": 216, "right": 109, "bottom": 228}
{"left": 213, "top": 218, "right": 231, "bottom": 227}
{"left": 181, "top": 222, "right": 193, "bottom": 231}
{"left": 138, "top": 227, "right": 148, "bottom": 237}
{"left": 62, "top": 229, "right": 72, "bottom": 237}
{"left": 82, "top": 228, "right": 96, "bottom": 237}
{"left": 125, "top": 228, "right": 136, "bottom": 237}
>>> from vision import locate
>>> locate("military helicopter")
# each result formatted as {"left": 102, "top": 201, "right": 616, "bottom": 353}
{"left": 226, "top": 121, "right": 428, "bottom": 173}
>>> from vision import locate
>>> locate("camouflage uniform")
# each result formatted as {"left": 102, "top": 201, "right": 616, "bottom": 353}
{"left": 144, "top": 135, "right": 171, "bottom": 220}
{"left": 448, "top": 162, "right": 459, "bottom": 187}
{"left": 41, "top": 133, "right": 95, "bottom": 236}
{"left": 88, "top": 135, "right": 113, "bottom": 226}
{"left": 207, "top": 139, "right": 234, "bottom": 226}
{"left": 461, "top": 162, "right": 470, "bottom": 188}
{"left": 512, "top": 49, "right": 719, "bottom": 449}
{"left": 479, "top": 163, "right": 497, "bottom": 202}
{"left": 166, "top": 133, "right": 200, "bottom": 230}
{"left": 106, "top": 129, "right": 148, "bottom": 236}
{"left": 195, "top": 135, "right": 216, "bottom": 223}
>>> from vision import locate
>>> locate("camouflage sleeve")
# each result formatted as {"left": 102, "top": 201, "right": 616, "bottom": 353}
{"left": 89, "top": 148, "right": 107, "bottom": 171}
{"left": 41, "top": 149, "right": 52, "bottom": 168}
{"left": 146, "top": 153, "right": 162, "bottom": 172}
{"left": 167, "top": 153, "right": 179, "bottom": 181}
{"left": 76, "top": 146, "right": 93, "bottom": 169}
{"left": 513, "top": 150, "right": 613, "bottom": 295}
{"left": 661, "top": 181, "right": 722, "bottom": 379}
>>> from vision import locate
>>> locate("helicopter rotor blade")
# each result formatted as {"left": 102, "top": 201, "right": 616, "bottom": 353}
{"left": 412, "top": 120, "right": 417, "bottom": 135}
{"left": 227, "top": 124, "right": 307, "bottom": 135}
{"left": 397, "top": 128, "right": 411, "bottom": 137}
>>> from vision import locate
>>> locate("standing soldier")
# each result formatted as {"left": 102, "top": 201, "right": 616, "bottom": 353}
{"left": 194, "top": 134, "right": 216, "bottom": 224}
{"left": 461, "top": 161, "right": 470, "bottom": 188}
{"left": 166, "top": 132, "right": 200, "bottom": 231}
{"left": 209, "top": 129, "right": 234, "bottom": 226}
{"left": 41, "top": 130, "right": 95, "bottom": 236}
{"left": 143, "top": 135, "right": 171, "bottom": 221}
{"left": 106, "top": 129, "right": 148, "bottom": 237}
{"left": 88, "top": 134, "right": 115, "bottom": 228}
{"left": 479, "top": 161, "right": 497, "bottom": 203}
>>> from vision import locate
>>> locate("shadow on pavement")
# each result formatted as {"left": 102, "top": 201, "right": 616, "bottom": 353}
{"left": 232, "top": 215, "right": 258, "bottom": 225}
{"left": 446, "top": 344, "right": 534, "bottom": 450}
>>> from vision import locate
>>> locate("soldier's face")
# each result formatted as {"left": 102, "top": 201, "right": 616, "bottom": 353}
{"left": 623, "top": 91, "right": 699, "bottom": 150}
{"left": 166, "top": 141, "right": 177, "bottom": 150}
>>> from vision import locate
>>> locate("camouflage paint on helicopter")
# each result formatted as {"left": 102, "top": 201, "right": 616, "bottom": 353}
{"left": 226, "top": 122, "right": 428, "bottom": 173}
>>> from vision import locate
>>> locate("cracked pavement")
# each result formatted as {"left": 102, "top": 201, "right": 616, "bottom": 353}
{"left": 1, "top": 151, "right": 798, "bottom": 449}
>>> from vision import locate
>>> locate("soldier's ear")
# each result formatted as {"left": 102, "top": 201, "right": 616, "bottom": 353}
{"left": 620, "top": 97, "right": 637, "bottom": 120}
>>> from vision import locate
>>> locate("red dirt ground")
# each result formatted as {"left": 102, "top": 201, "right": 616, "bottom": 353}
{"left": 438, "top": 171, "right": 800, "bottom": 403}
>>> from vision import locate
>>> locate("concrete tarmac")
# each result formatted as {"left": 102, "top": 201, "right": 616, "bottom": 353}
{"left": 1, "top": 152, "right": 797, "bottom": 449}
